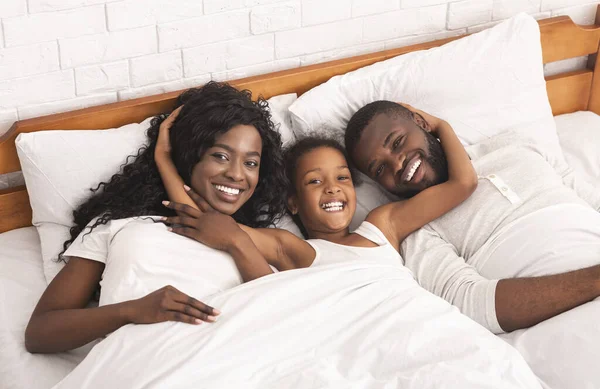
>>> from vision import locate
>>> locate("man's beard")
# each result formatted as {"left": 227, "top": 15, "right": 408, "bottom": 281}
{"left": 397, "top": 129, "right": 449, "bottom": 198}
{"left": 425, "top": 129, "right": 449, "bottom": 184}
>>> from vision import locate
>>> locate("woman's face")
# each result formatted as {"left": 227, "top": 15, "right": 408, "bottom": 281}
{"left": 189, "top": 124, "right": 262, "bottom": 215}
{"left": 289, "top": 147, "right": 357, "bottom": 236}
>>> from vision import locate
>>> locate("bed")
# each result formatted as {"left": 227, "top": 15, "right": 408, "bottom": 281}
{"left": 1, "top": 10, "right": 600, "bottom": 389}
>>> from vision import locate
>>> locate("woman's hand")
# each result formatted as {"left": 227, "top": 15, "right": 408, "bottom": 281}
{"left": 164, "top": 186, "right": 276, "bottom": 282}
{"left": 155, "top": 105, "right": 183, "bottom": 157}
{"left": 123, "top": 285, "right": 220, "bottom": 325}
{"left": 162, "top": 186, "right": 244, "bottom": 253}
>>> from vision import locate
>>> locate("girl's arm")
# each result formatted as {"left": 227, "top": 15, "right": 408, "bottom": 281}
{"left": 154, "top": 106, "right": 198, "bottom": 211}
{"left": 26, "top": 257, "right": 218, "bottom": 353}
{"left": 164, "top": 208, "right": 274, "bottom": 281}
{"left": 240, "top": 225, "right": 316, "bottom": 270}
{"left": 368, "top": 107, "right": 477, "bottom": 250}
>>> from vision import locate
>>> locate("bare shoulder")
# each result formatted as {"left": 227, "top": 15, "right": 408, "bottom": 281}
{"left": 365, "top": 200, "right": 410, "bottom": 250}
{"left": 253, "top": 227, "right": 315, "bottom": 270}
{"left": 365, "top": 199, "right": 409, "bottom": 227}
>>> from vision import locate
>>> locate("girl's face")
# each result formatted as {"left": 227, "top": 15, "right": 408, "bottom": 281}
{"left": 189, "top": 124, "right": 262, "bottom": 215}
{"left": 288, "top": 147, "right": 357, "bottom": 237}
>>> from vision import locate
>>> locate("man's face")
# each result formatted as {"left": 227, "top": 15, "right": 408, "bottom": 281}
{"left": 351, "top": 112, "right": 448, "bottom": 198}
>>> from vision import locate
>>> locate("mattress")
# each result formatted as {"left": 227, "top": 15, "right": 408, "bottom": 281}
{"left": 0, "top": 227, "right": 93, "bottom": 389}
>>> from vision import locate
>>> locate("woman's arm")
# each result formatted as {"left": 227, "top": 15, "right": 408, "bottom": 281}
{"left": 369, "top": 107, "right": 477, "bottom": 250}
{"left": 26, "top": 257, "right": 219, "bottom": 354}
{"left": 164, "top": 209, "right": 274, "bottom": 282}
{"left": 164, "top": 191, "right": 315, "bottom": 273}
{"left": 154, "top": 106, "right": 198, "bottom": 210}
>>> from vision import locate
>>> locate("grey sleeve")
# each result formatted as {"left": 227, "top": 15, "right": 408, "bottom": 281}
{"left": 401, "top": 226, "right": 503, "bottom": 334}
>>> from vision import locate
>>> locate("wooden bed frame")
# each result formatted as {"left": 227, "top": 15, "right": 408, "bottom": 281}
{"left": 1, "top": 10, "right": 600, "bottom": 234}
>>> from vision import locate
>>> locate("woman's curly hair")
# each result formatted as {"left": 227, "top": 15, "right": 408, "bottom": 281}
{"left": 59, "top": 81, "right": 287, "bottom": 260}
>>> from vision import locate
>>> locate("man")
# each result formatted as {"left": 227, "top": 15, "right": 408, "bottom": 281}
{"left": 345, "top": 100, "right": 600, "bottom": 385}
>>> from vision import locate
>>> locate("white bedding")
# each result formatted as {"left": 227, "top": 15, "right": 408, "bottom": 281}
{"left": 0, "top": 227, "right": 92, "bottom": 389}
{"left": 53, "top": 261, "right": 540, "bottom": 389}
{"left": 1, "top": 111, "right": 596, "bottom": 388}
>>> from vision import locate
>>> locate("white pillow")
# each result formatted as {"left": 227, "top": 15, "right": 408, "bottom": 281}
{"left": 290, "top": 13, "right": 561, "bottom": 156}
{"left": 267, "top": 93, "right": 297, "bottom": 146}
{"left": 555, "top": 111, "right": 600, "bottom": 183}
{"left": 16, "top": 94, "right": 298, "bottom": 284}
{"left": 288, "top": 13, "right": 562, "bottom": 218}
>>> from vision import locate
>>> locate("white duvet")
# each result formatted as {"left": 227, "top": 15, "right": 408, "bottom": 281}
{"left": 53, "top": 261, "right": 540, "bottom": 389}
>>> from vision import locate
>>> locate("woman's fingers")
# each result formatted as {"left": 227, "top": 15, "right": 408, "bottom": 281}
{"left": 169, "top": 226, "right": 193, "bottom": 237}
{"left": 171, "top": 290, "right": 220, "bottom": 320}
{"left": 164, "top": 105, "right": 183, "bottom": 125}
{"left": 184, "top": 185, "right": 215, "bottom": 212}
{"left": 168, "top": 302, "right": 215, "bottom": 323}
{"left": 161, "top": 286, "right": 220, "bottom": 324}
{"left": 166, "top": 311, "right": 204, "bottom": 324}
{"left": 162, "top": 201, "right": 203, "bottom": 217}
{"left": 164, "top": 215, "right": 198, "bottom": 228}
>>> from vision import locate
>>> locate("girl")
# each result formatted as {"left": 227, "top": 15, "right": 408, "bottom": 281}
{"left": 25, "top": 82, "right": 288, "bottom": 354}
{"left": 159, "top": 104, "right": 477, "bottom": 278}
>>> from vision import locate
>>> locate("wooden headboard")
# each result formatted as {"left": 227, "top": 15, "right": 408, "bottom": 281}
{"left": 1, "top": 10, "right": 600, "bottom": 234}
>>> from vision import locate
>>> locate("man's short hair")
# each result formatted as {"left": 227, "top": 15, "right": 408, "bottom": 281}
{"left": 345, "top": 100, "right": 413, "bottom": 156}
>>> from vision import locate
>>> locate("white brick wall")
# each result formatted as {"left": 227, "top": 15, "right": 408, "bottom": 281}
{"left": 106, "top": 0, "right": 204, "bottom": 31}
{"left": 0, "top": 42, "right": 60, "bottom": 81}
{"left": 0, "top": 0, "right": 598, "bottom": 139}
{"left": 276, "top": 18, "right": 363, "bottom": 58}
{"left": 130, "top": 51, "right": 183, "bottom": 87}
{"left": 0, "top": 0, "right": 28, "bottom": 18}
{"left": 158, "top": 11, "right": 250, "bottom": 51}
{"left": 251, "top": 1, "right": 301, "bottom": 34}
{"left": 75, "top": 61, "right": 130, "bottom": 95}
{"left": 448, "top": 0, "right": 493, "bottom": 29}
{"left": 363, "top": 5, "right": 447, "bottom": 42}
{"left": 28, "top": 0, "right": 108, "bottom": 13}
{"left": 3, "top": 6, "right": 106, "bottom": 47}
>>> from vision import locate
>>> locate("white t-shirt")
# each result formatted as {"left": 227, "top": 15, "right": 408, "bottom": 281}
{"left": 64, "top": 217, "right": 243, "bottom": 307}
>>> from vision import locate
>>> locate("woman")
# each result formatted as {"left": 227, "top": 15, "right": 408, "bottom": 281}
{"left": 160, "top": 104, "right": 477, "bottom": 278}
{"left": 25, "top": 82, "right": 288, "bottom": 354}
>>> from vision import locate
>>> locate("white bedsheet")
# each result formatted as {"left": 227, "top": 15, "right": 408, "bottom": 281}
{"left": 53, "top": 261, "right": 540, "bottom": 389}
{"left": 472, "top": 203, "right": 600, "bottom": 388}
{"left": 0, "top": 227, "right": 92, "bottom": 389}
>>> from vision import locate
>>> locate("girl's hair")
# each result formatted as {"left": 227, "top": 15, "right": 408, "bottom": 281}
{"left": 283, "top": 135, "right": 356, "bottom": 238}
{"left": 59, "top": 81, "right": 287, "bottom": 260}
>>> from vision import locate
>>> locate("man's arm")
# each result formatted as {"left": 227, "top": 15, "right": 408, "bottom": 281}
{"left": 402, "top": 226, "right": 600, "bottom": 333}
{"left": 495, "top": 266, "right": 600, "bottom": 331}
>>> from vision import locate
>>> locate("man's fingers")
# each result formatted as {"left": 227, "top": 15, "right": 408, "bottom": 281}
{"left": 162, "top": 201, "right": 203, "bottom": 217}
{"left": 184, "top": 185, "right": 215, "bottom": 212}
